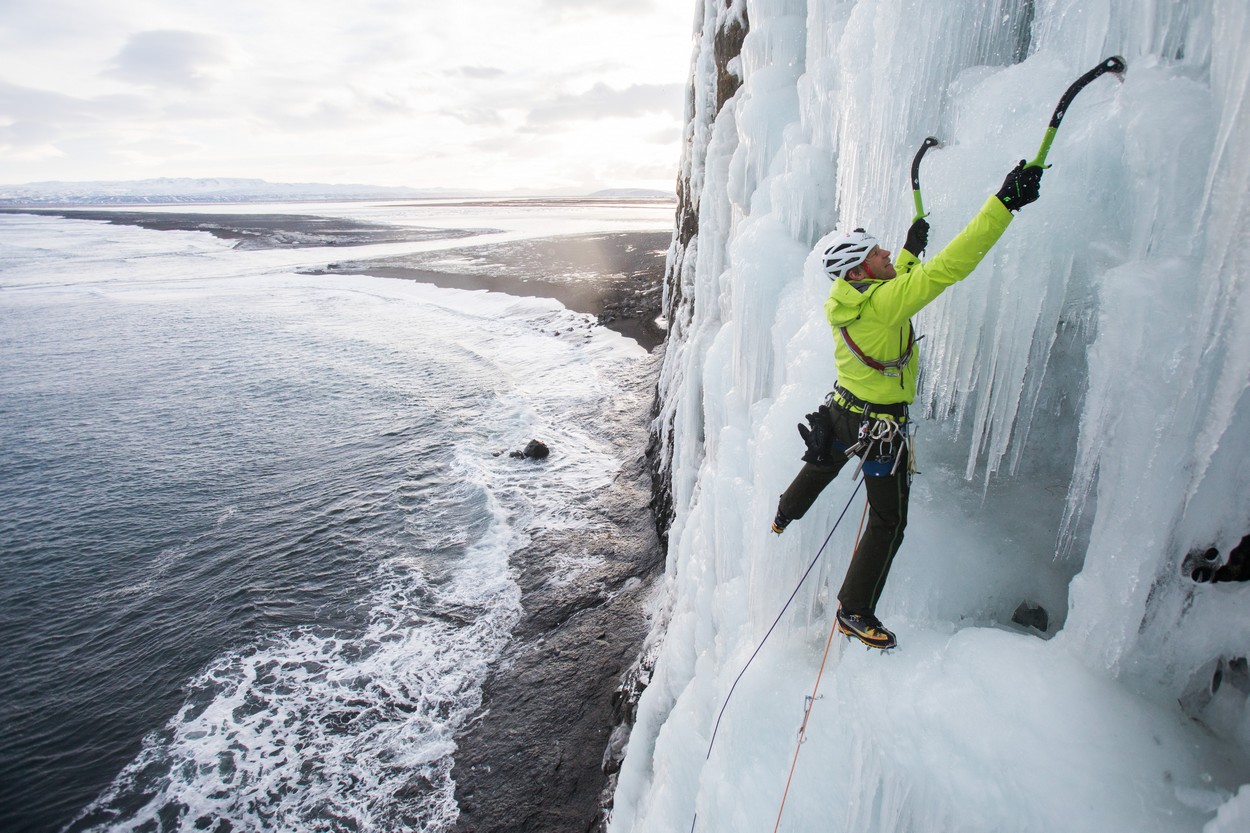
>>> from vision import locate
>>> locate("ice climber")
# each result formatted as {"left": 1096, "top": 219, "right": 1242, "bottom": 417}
{"left": 771, "top": 160, "right": 1044, "bottom": 650}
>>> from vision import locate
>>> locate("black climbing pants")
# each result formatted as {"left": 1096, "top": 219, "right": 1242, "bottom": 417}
{"left": 776, "top": 402, "right": 909, "bottom": 615}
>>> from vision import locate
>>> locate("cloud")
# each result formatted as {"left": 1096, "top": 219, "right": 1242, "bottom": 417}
{"left": 0, "top": 2, "right": 693, "bottom": 190}
{"left": 0, "top": 80, "right": 149, "bottom": 132}
{"left": 442, "top": 106, "right": 506, "bottom": 126}
{"left": 0, "top": 80, "right": 80, "bottom": 122}
{"left": 0, "top": 118, "right": 64, "bottom": 161}
{"left": 104, "top": 30, "right": 232, "bottom": 90}
{"left": 647, "top": 125, "right": 682, "bottom": 144}
{"left": 526, "top": 82, "right": 682, "bottom": 126}
{"left": 539, "top": 0, "right": 656, "bottom": 14}
{"left": 447, "top": 66, "right": 507, "bottom": 80}
{"left": 235, "top": 78, "right": 420, "bottom": 133}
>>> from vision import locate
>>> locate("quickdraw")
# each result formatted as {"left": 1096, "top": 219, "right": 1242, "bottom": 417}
{"left": 822, "top": 390, "right": 913, "bottom": 480}
{"left": 842, "top": 414, "right": 910, "bottom": 479}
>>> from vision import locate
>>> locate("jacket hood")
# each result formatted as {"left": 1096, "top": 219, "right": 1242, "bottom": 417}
{"left": 825, "top": 278, "right": 884, "bottom": 327}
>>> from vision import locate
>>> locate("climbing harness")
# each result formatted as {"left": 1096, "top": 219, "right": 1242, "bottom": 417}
{"left": 823, "top": 388, "right": 914, "bottom": 480}
{"left": 828, "top": 384, "right": 908, "bottom": 420}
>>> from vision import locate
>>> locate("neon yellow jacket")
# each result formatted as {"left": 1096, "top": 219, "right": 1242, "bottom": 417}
{"left": 825, "top": 195, "right": 1014, "bottom": 405}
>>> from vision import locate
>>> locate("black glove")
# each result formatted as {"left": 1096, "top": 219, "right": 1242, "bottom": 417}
{"left": 996, "top": 160, "right": 1043, "bottom": 211}
{"left": 798, "top": 405, "right": 836, "bottom": 466}
{"left": 903, "top": 218, "right": 929, "bottom": 257}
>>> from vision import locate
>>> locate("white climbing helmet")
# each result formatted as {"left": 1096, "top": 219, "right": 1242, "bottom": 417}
{"left": 822, "top": 228, "right": 879, "bottom": 280}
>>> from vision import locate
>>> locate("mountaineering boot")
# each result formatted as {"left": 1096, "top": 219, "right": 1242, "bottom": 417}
{"left": 836, "top": 607, "right": 896, "bottom": 650}
{"left": 771, "top": 510, "right": 791, "bottom": 535}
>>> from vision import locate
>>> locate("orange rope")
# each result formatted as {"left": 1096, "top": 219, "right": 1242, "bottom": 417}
{"left": 771, "top": 496, "right": 870, "bottom": 833}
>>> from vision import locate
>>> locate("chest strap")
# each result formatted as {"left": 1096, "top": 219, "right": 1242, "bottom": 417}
{"left": 839, "top": 321, "right": 915, "bottom": 378}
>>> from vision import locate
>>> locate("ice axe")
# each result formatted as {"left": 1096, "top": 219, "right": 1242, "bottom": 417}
{"left": 910, "top": 136, "right": 941, "bottom": 222}
{"left": 1027, "top": 55, "right": 1127, "bottom": 169}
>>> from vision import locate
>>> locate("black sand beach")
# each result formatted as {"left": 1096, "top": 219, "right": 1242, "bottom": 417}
{"left": 0, "top": 207, "right": 496, "bottom": 248}
{"left": 312, "top": 231, "right": 671, "bottom": 350}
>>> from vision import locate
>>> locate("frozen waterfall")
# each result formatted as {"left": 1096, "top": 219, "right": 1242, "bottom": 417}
{"left": 612, "top": 1, "right": 1250, "bottom": 832}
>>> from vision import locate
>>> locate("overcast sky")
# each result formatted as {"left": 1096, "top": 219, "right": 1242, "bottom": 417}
{"left": 0, "top": 0, "right": 694, "bottom": 193}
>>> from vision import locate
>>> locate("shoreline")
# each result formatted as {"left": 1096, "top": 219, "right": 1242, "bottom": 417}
{"left": 452, "top": 355, "right": 665, "bottom": 832}
{"left": 351, "top": 263, "right": 663, "bottom": 348}
{"left": 309, "top": 229, "right": 671, "bottom": 351}
{"left": 3, "top": 206, "right": 672, "bottom": 830}
{"left": 312, "top": 247, "right": 667, "bottom": 351}
{"left": 3, "top": 207, "right": 670, "bottom": 352}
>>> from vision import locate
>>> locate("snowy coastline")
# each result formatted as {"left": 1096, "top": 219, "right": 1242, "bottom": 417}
{"left": 0, "top": 206, "right": 671, "bottom": 350}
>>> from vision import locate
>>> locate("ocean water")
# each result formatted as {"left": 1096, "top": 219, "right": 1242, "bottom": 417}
{"left": 0, "top": 202, "right": 667, "bottom": 832}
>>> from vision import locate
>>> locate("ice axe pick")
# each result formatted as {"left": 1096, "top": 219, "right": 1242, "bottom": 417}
{"left": 1027, "top": 55, "right": 1127, "bottom": 169}
{"left": 910, "top": 136, "right": 941, "bottom": 222}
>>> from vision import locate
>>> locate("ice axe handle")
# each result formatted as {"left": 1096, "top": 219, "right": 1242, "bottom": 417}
{"left": 1027, "top": 56, "right": 1126, "bottom": 169}
{"left": 911, "top": 136, "right": 941, "bottom": 221}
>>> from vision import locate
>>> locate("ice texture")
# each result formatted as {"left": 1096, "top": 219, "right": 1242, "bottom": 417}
{"left": 613, "top": 1, "right": 1250, "bottom": 831}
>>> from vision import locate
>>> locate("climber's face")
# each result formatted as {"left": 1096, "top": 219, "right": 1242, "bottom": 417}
{"left": 859, "top": 245, "right": 896, "bottom": 280}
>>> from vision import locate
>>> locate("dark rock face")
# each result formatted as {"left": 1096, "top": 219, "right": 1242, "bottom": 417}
{"left": 666, "top": 0, "right": 746, "bottom": 263}
{"left": 451, "top": 363, "right": 665, "bottom": 833}
{"left": 1011, "top": 600, "right": 1050, "bottom": 634}
{"left": 652, "top": 1, "right": 749, "bottom": 546}
{"left": 1214, "top": 535, "right": 1250, "bottom": 582}
{"left": 714, "top": 4, "right": 748, "bottom": 114}
{"left": 1184, "top": 535, "right": 1250, "bottom": 583}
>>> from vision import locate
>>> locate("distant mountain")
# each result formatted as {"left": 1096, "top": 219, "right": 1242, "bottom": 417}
{"left": 0, "top": 179, "right": 676, "bottom": 207}
{"left": 0, "top": 178, "right": 478, "bottom": 206}
{"left": 588, "top": 188, "right": 675, "bottom": 199}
